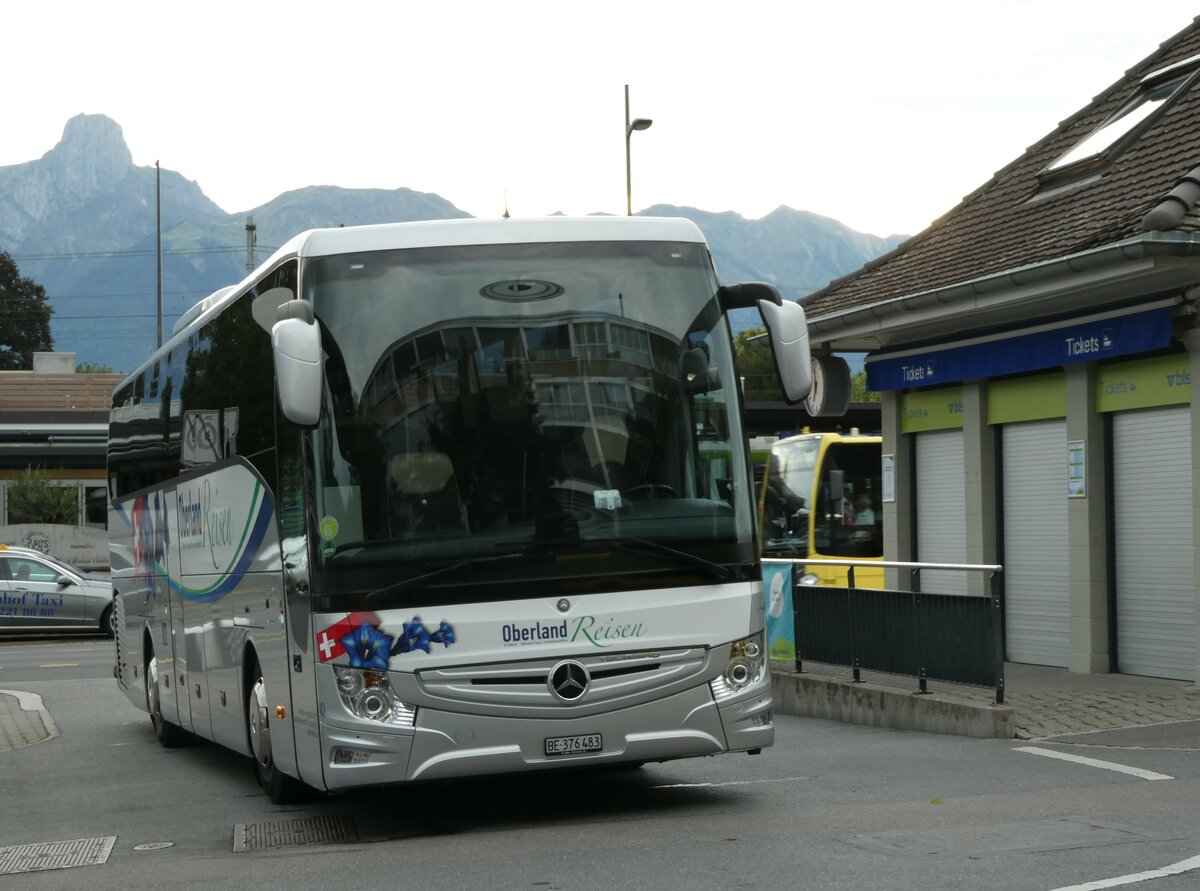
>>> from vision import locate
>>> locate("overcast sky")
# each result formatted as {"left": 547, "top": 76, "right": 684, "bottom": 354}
{"left": 5, "top": 2, "right": 1196, "bottom": 238}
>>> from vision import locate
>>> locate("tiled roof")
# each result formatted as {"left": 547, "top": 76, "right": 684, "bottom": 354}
{"left": 0, "top": 373, "right": 123, "bottom": 413}
{"left": 804, "top": 16, "right": 1200, "bottom": 323}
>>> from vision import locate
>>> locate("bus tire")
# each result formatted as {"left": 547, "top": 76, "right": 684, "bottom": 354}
{"left": 100, "top": 602, "right": 115, "bottom": 639}
{"left": 246, "top": 655, "right": 308, "bottom": 804}
{"left": 145, "top": 648, "right": 188, "bottom": 748}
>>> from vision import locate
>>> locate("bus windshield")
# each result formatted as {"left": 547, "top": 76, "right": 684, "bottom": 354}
{"left": 301, "top": 239, "right": 755, "bottom": 605}
{"left": 761, "top": 438, "right": 818, "bottom": 556}
{"left": 761, "top": 434, "right": 883, "bottom": 562}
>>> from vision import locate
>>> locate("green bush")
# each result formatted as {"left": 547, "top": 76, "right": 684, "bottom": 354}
{"left": 6, "top": 468, "right": 77, "bottom": 525}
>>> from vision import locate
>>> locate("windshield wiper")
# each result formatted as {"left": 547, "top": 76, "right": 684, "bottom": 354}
{"left": 596, "top": 537, "right": 734, "bottom": 581}
{"left": 366, "top": 551, "right": 526, "bottom": 605}
{"left": 527, "top": 534, "right": 734, "bottom": 581}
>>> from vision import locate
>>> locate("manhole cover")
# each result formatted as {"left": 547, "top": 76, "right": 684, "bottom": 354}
{"left": 0, "top": 836, "right": 116, "bottom": 875}
{"left": 233, "top": 816, "right": 357, "bottom": 853}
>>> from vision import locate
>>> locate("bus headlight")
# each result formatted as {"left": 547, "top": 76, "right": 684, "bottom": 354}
{"left": 332, "top": 666, "right": 416, "bottom": 727}
{"left": 710, "top": 632, "right": 767, "bottom": 701}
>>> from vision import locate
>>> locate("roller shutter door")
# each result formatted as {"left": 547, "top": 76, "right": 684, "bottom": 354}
{"left": 1002, "top": 420, "right": 1069, "bottom": 667}
{"left": 1112, "top": 407, "right": 1195, "bottom": 681}
{"left": 915, "top": 430, "right": 967, "bottom": 595}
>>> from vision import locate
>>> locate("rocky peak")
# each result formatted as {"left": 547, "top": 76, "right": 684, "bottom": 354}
{"left": 41, "top": 113, "right": 134, "bottom": 195}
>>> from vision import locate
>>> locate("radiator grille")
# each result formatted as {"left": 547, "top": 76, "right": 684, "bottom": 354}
{"left": 417, "top": 647, "right": 709, "bottom": 709}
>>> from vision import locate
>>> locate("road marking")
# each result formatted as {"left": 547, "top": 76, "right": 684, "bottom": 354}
{"left": 40, "top": 663, "right": 80, "bottom": 668}
{"left": 1048, "top": 853, "right": 1200, "bottom": 890}
{"left": 1014, "top": 746, "right": 1173, "bottom": 781}
{"left": 653, "top": 776, "right": 810, "bottom": 789}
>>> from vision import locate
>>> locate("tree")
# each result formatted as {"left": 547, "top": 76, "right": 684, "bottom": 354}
{"left": 852, "top": 370, "right": 880, "bottom": 403}
{"left": 735, "top": 327, "right": 881, "bottom": 404}
{"left": 733, "top": 327, "right": 786, "bottom": 401}
{"left": 0, "top": 252, "right": 54, "bottom": 370}
{"left": 6, "top": 468, "right": 78, "bottom": 525}
{"left": 76, "top": 362, "right": 114, "bottom": 373}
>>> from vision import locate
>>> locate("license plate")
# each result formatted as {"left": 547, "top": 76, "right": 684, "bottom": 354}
{"left": 544, "top": 733, "right": 602, "bottom": 756}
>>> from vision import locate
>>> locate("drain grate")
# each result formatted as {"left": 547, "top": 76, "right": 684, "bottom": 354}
{"left": 0, "top": 836, "right": 116, "bottom": 875}
{"left": 233, "top": 815, "right": 357, "bottom": 853}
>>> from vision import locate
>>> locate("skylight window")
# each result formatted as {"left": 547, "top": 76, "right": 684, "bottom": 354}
{"left": 1041, "top": 54, "right": 1200, "bottom": 182}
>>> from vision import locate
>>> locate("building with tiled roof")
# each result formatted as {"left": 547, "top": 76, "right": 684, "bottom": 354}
{"left": 0, "top": 353, "right": 120, "bottom": 539}
{"left": 800, "top": 17, "right": 1200, "bottom": 683}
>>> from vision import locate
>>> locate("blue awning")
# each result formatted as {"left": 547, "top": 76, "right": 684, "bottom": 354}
{"left": 866, "top": 305, "right": 1175, "bottom": 392}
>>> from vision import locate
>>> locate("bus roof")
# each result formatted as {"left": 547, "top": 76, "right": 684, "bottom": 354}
{"left": 273, "top": 216, "right": 708, "bottom": 261}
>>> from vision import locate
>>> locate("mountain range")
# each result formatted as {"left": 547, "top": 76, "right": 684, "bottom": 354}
{"left": 0, "top": 114, "right": 906, "bottom": 373}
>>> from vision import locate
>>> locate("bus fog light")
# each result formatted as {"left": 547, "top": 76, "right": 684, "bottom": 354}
{"left": 332, "top": 747, "right": 371, "bottom": 765}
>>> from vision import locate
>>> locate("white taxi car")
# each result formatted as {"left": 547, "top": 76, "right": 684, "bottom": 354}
{"left": 0, "top": 544, "right": 114, "bottom": 637}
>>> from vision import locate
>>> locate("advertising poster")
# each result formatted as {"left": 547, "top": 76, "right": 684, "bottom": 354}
{"left": 763, "top": 562, "right": 795, "bottom": 662}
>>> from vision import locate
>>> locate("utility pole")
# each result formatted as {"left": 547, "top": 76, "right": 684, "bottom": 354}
{"left": 156, "top": 161, "right": 162, "bottom": 350}
{"left": 245, "top": 216, "right": 257, "bottom": 271}
{"left": 624, "top": 86, "right": 653, "bottom": 216}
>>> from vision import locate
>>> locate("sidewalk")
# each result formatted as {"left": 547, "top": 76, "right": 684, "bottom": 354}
{"left": 0, "top": 690, "right": 58, "bottom": 752}
{"left": 771, "top": 660, "right": 1200, "bottom": 740}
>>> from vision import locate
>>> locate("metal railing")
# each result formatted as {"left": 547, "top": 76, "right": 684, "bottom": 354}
{"left": 763, "top": 558, "right": 1005, "bottom": 704}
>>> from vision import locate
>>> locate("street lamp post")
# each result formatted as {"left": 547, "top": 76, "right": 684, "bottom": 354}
{"left": 625, "top": 85, "right": 653, "bottom": 216}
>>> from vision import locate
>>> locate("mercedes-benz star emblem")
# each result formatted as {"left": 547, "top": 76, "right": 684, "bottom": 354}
{"left": 548, "top": 660, "right": 590, "bottom": 703}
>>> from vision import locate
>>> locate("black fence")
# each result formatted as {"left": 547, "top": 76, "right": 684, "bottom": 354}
{"left": 775, "top": 560, "right": 1005, "bottom": 704}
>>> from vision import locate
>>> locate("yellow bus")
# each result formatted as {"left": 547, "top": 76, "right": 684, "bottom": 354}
{"left": 758, "top": 430, "right": 883, "bottom": 588}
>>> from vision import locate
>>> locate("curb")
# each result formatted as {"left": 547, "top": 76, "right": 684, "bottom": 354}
{"left": 771, "top": 668, "right": 1015, "bottom": 739}
{"left": 0, "top": 690, "right": 59, "bottom": 752}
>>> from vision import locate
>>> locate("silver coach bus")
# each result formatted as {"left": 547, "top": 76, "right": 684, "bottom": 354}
{"left": 109, "top": 217, "right": 811, "bottom": 802}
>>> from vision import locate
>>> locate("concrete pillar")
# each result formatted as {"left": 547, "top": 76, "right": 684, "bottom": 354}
{"left": 880, "top": 389, "right": 914, "bottom": 590}
{"left": 1065, "top": 362, "right": 1110, "bottom": 673}
{"left": 1178, "top": 329, "right": 1200, "bottom": 684}
{"left": 962, "top": 382, "right": 997, "bottom": 597}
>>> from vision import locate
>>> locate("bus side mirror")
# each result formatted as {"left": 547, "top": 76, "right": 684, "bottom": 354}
{"left": 717, "top": 282, "right": 813, "bottom": 404}
{"left": 757, "top": 298, "right": 812, "bottom": 404}
{"left": 272, "top": 302, "right": 324, "bottom": 428}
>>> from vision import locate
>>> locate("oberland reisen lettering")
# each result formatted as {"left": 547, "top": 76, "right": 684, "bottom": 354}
{"left": 501, "top": 615, "right": 649, "bottom": 648}
{"left": 571, "top": 615, "right": 647, "bottom": 648}
{"left": 502, "top": 620, "right": 568, "bottom": 643}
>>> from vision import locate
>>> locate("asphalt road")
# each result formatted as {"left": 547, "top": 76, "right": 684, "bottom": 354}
{"left": 1, "top": 637, "right": 1198, "bottom": 891}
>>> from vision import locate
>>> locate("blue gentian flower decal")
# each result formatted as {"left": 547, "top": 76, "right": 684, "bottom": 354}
{"left": 388, "top": 615, "right": 458, "bottom": 655}
{"left": 340, "top": 622, "right": 393, "bottom": 670}
{"left": 430, "top": 621, "right": 456, "bottom": 647}
{"left": 396, "top": 617, "right": 433, "bottom": 654}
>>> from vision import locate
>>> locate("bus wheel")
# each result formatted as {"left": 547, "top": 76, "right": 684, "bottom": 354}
{"left": 145, "top": 650, "right": 188, "bottom": 748}
{"left": 100, "top": 602, "right": 115, "bottom": 639}
{"left": 246, "top": 657, "right": 307, "bottom": 804}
